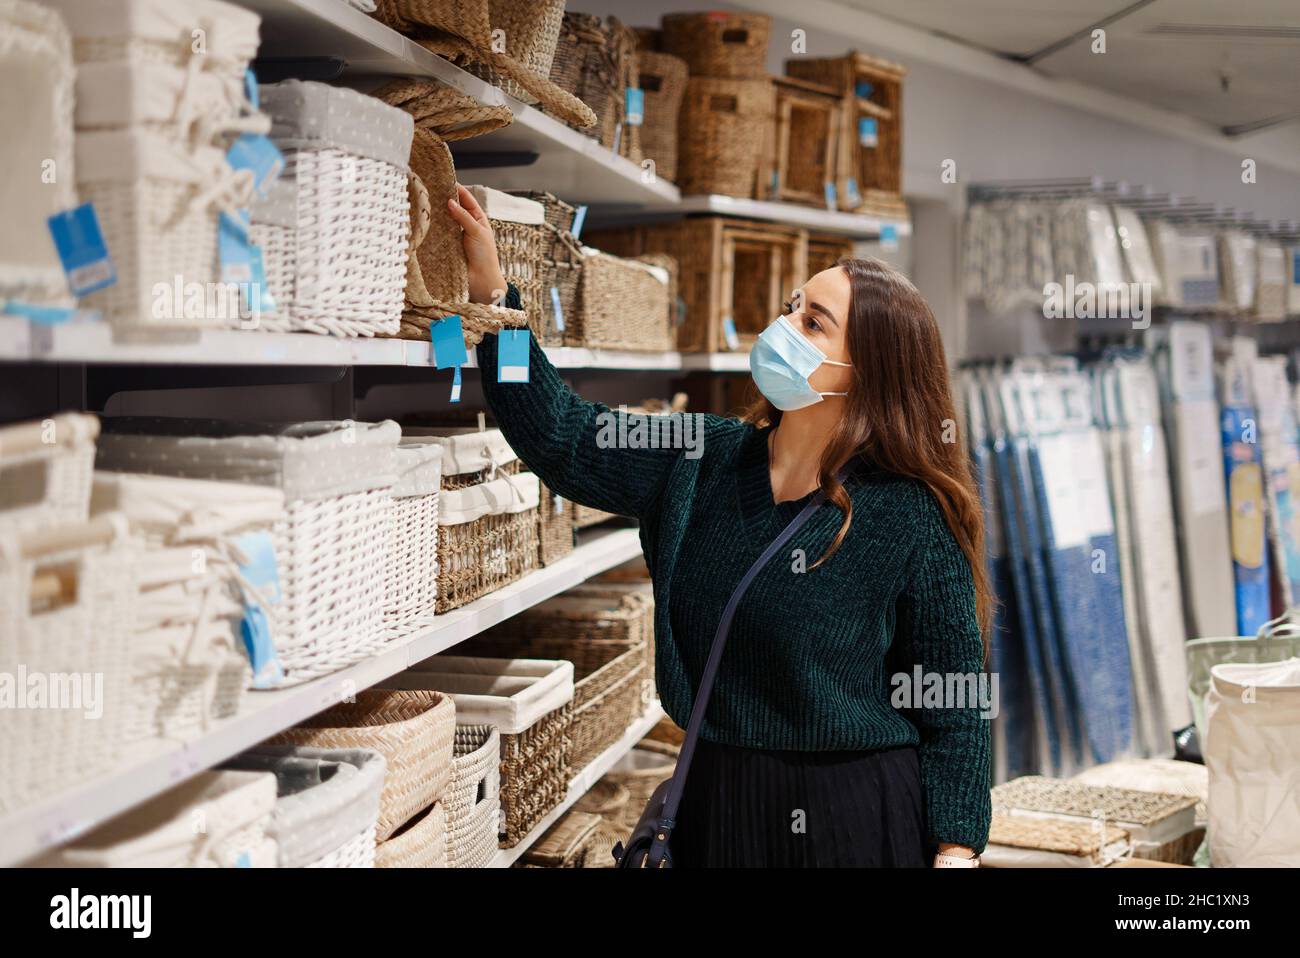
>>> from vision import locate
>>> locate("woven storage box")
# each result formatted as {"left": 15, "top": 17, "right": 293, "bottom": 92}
{"left": 270, "top": 689, "right": 455, "bottom": 843}
{"left": 763, "top": 76, "right": 841, "bottom": 208}
{"left": 376, "top": 800, "right": 447, "bottom": 868}
{"left": 225, "top": 745, "right": 386, "bottom": 868}
{"left": 466, "top": 185, "right": 551, "bottom": 341}
{"left": 573, "top": 777, "right": 631, "bottom": 868}
{"left": 1074, "top": 759, "right": 1208, "bottom": 829}
{"left": 386, "top": 656, "right": 575, "bottom": 847}
{"left": 0, "top": 515, "right": 139, "bottom": 815}
{"left": 588, "top": 216, "right": 808, "bottom": 352}
{"left": 514, "top": 809, "right": 601, "bottom": 868}
{"left": 90, "top": 472, "right": 289, "bottom": 749}
{"left": 662, "top": 12, "right": 769, "bottom": 78}
{"left": 639, "top": 715, "right": 685, "bottom": 757}
{"left": 567, "top": 581, "right": 657, "bottom": 705}
{"left": 385, "top": 440, "right": 443, "bottom": 637}
{"left": 676, "top": 76, "right": 772, "bottom": 198}
{"left": 637, "top": 50, "right": 687, "bottom": 183}
{"left": 604, "top": 747, "right": 675, "bottom": 833}
{"left": 786, "top": 51, "right": 907, "bottom": 218}
{"left": 573, "top": 248, "right": 673, "bottom": 351}
{"left": 984, "top": 813, "right": 1131, "bottom": 868}
{"left": 36, "top": 769, "right": 278, "bottom": 867}
{"left": 571, "top": 501, "right": 617, "bottom": 529}
{"left": 550, "top": 12, "right": 636, "bottom": 149}
{"left": 504, "top": 189, "right": 584, "bottom": 344}
{"left": 535, "top": 478, "right": 575, "bottom": 566}
{"left": 446, "top": 724, "right": 501, "bottom": 868}
{"left": 0, "top": 413, "right": 98, "bottom": 537}
{"left": 992, "top": 776, "right": 1201, "bottom": 865}
{"left": 96, "top": 417, "right": 400, "bottom": 686}
{"left": 0, "top": 0, "right": 76, "bottom": 308}
{"left": 249, "top": 81, "right": 414, "bottom": 337}
{"left": 807, "top": 232, "right": 854, "bottom": 276}
{"left": 404, "top": 427, "right": 539, "bottom": 612}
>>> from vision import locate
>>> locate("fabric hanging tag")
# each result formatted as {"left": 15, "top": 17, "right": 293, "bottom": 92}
{"left": 429, "top": 315, "right": 469, "bottom": 369}
{"left": 219, "top": 212, "right": 255, "bottom": 286}
{"left": 823, "top": 182, "right": 837, "bottom": 210}
{"left": 244, "top": 68, "right": 260, "bottom": 111}
{"left": 722, "top": 316, "right": 740, "bottom": 350}
{"left": 880, "top": 224, "right": 899, "bottom": 251}
{"left": 844, "top": 177, "right": 861, "bottom": 207}
{"left": 549, "top": 285, "right": 566, "bottom": 333}
{"left": 232, "top": 530, "right": 284, "bottom": 688}
{"left": 227, "top": 133, "right": 284, "bottom": 199}
{"left": 1, "top": 301, "right": 76, "bottom": 324}
{"left": 498, "top": 328, "right": 531, "bottom": 383}
{"left": 858, "top": 117, "right": 878, "bottom": 148}
{"left": 571, "top": 205, "right": 588, "bottom": 240}
{"left": 234, "top": 531, "right": 282, "bottom": 605}
{"left": 625, "top": 87, "right": 644, "bottom": 126}
{"left": 244, "top": 242, "right": 276, "bottom": 320}
{"left": 450, "top": 364, "right": 462, "bottom": 403}
{"left": 47, "top": 204, "right": 116, "bottom": 297}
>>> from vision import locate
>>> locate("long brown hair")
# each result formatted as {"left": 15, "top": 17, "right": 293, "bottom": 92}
{"left": 745, "top": 257, "right": 993, "bottom": 656}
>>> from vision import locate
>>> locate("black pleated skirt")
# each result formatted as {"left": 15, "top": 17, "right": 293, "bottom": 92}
{"left": 669, "top": 740, "right": 931, "bottom": 868}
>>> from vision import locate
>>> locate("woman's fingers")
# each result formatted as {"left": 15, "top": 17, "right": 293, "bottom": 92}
{"left": 455, "top": 184, "right": 492, "bottom": 228}
{"left": 446, "top": 195, "right": 482, "bottom": 235}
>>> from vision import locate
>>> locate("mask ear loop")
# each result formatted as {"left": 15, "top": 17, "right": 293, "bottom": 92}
{"left": 817, "top": 358, "right": 852, "bottom": 397}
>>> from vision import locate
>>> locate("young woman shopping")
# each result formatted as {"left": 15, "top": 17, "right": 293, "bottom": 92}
{"left": 450, "top": 186, "right": 992, "bottom": 868}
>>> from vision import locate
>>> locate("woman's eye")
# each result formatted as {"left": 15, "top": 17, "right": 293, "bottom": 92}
{"left": 806, "top": 316, "right": 822, "bottom": 333}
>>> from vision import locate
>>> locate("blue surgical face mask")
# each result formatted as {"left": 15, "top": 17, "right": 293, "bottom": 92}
{"left": 749, "top": 315, "right": 852, "bottom": 411}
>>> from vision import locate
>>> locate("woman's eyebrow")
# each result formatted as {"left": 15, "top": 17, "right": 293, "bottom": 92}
{"left": 808, "top": 300, "right": 840, "bottom": 328}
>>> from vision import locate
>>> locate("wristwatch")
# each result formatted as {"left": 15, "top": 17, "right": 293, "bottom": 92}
{"left": 934, "top": 851, "right": 981, "bottom": 868}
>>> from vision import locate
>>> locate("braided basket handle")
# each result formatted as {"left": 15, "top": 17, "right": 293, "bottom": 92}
{"left": 408, "top": 170, "right": 432, "bottom": 252}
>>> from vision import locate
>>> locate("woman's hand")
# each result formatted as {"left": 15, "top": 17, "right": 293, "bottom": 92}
{"left": 446, "top": 184, "right": 508, "bottom": 306}
{"left": 934, "top": 843, "right": 979, "bottom": 867}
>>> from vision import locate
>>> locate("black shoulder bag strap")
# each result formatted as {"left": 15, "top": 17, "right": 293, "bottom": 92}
{"left": 616, "top": 482, "right": 832, "bottom": 867}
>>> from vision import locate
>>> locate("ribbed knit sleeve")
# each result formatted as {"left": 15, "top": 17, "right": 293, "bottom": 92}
{"left": 477, "top": 285, "right": 718, "bottom": 520}
{"left": 893, "top": 495, "right": 993, "bottom": 853}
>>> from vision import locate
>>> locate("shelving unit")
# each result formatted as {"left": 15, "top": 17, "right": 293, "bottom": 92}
{"left": 0, "top": 527, "right": 643, "bottom": 868}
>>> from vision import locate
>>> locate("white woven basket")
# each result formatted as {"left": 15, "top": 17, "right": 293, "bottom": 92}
{"left": 35, "top": 769, "right": 278, "bottom": 868}
{"left": 0, "top": 515, "right": 139, "bottom": 816}
{"left": 95, "top": 418, "right": 401, "bottom": 686}
{"left": 248, "top": 81, "right": 413, "bottom": 336}
{"left": 0, "top": 0, "right": 77, "bottom": 307}
{"left": 385, "top": 440, "right": 443, "bottom": 637}
{"left": 0, "top": 413, "right": 99, "bottom": 538}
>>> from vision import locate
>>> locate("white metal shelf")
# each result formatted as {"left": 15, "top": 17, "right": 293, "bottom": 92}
{"left": 645, "top": 194, "right": 911, "bottom": 238}
{"left": 0, "top": 526, "right": 643, "bottom": 868}
{"left": 491, "top": 702, "right": 665, "bottom": 869}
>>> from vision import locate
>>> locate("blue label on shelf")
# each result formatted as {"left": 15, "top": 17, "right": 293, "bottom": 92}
{"left": 234, "top": 531, "right": 282, "bottom": 605}
{"left": 824, "top": 182, "right": 837, "bottom": 210}
{"left": 770, "top": 169, "right": 780, "bottom": 193}
{"left": 855, "top": 80, "right": 875, "bottom": 98}
{"left": 550, "top": 285, "right": 565, "bottom": 333}
{"left": 1293, "top": 250, "right": 1300, "bottom": 285}
{"left": 429, "top": 315, "right": 468, "bottom": 369}
{"left": 625, "top": 87, "right": 644, "bottom": 126}
{"left": 227, "top": 133, "right": 284, "bottom": 199}
{"left": 571, "top": 205, "right": 588, "bottom": 241}
{"left": 880, "top": 224, "right": 899, "bottom": 250}
{"left": 450, "top": 364, "right": 462, "bottom": 404}
{"left": 47, "top": 203, "right": 116, "bottom": 297}
{"left": 244, "top": 68, "right": 260, "bottom": 111}
{"left": 1, "top": 301, "right": 76, "bottom": 324}
{"left": 245, "top": 242, "right": 276, "bottom": 318}
{"left": 858, "top": 117, "right": 878, "bottom": 148}
{"left": 844, "top": 177, "right": 861, "bottom": 207}
{"left": 219, "top": 212, "right": 255, "bottom": 286}
{"left": 722, "top": 316, "right": 739, "bottom": 351}
{"left": 498, "top": 328, "right": 531, "bottom": 383}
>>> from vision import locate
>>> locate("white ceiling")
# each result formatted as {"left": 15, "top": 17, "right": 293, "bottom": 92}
{"left": 842, "top": 0, "right": 1300, "bottom": 134}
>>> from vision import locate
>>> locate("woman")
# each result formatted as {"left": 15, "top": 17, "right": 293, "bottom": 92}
{"left": 450, "top": 186, "right": 992, "bottom": 868}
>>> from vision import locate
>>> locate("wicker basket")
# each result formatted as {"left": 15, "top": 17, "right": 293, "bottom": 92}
{"left": 0, "top": 413, "right": 98, "bottom": 537}
{"left": 504, "top": 190, "right": 585, "bottom": 344}
{"left": 661, "top": 12, "right": 770, "bottom": 79}
{"left": 249, "top": 81, "right": 414, "bottom": 337}
{"left": 0, "top": 515, "right": 139, "bottom": 815}
{"left": 807, "top": 232, "right": 854, "bottom": 277}
{"left": 572, "top": 249, "right": 673, "bottom": 351}
{"left": 376, "top": 800, "right": 447, "bottom": 867}
{"left": 455, "top": 0, "right": 566, "bottom": 107}
{"left": 269, "top": 689, "right": 456, "bottom": 842}
{"left": 466, "top": 186, "right": 551, "bottom": 341}
{"left": 387, "top": 656, "right": 575, "bottom": 847}
{"left": 536, "top": 478, "right": 575, "bottom": 566}
{"left": 604, "top": 747, "right": 676, "bottom": 833}
{"left": 984, "top": 813, "right": 1131, "bottom": 868}
{"left": 676, "top": 76, "right": 772, "bottom": 199}
{"left": 567, "top": 582, "right": 656, "bottom": 704}
{"left": 514, "top": 810, "right": 602, "bottom": 868}
{"left": 35, "top": 769, "right": 278, "bottom": 868}
{"left": 637, "top": 50, "right": 688, "bottom": 183}
{"left": 372, "top": 76, "right": 513, "bottom": 142}
{"left": 96, "top": 418, "right": 400, "bottom": 686}
{"left": 385, "top": 441, "right": 443, "bottom": 638}
{"left": 224, "top": 745, "right": 386, "bottom": 868}
{"left": 551, "top": 12, "right": 637, "bottom": 151}
{"left": 446, "top": 724, "right": 501, "bottom": 868}
{"left": 764, "top": 76, "right": 841, "bottom": 208}
{"left": 572, "top": 778, "right": 631, "bottom": 868}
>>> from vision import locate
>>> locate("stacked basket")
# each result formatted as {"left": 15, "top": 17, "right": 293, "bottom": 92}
{"left": 572, "top": 248, "right": 674, "bottom": 351}
{"left": 505, "top": 189, "right": 586, "bottom": 345}
{"left": 550, "top": 12, "right": 641, "bottom": 159}
{"left": 636, "top": 47, "right": 688, "bottom": 184}
{"left": 466, "top": 186, "right": 550, "bottom": 341}
{"left": 384, "top": 440, "right": 443, "bottom": 638}
{"left": 445, "top": 724, "right": 501, "bottom": 868}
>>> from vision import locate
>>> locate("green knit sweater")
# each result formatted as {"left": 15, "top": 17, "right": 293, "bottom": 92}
{"left": 478, "top": 294, "right": 991, "bottom": 851}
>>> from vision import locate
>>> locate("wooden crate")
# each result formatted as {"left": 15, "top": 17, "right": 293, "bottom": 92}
{"left": 761, "top": 76, "right": 841, "bottom": 209}
{"left": 586, "top": 217, "right": 807, "bottom": 353}
{"left": 807, "top": 232, "right": 855, "bottom": 275}
{"left": 785, "top": 51, "right": 906, "bottom": 218}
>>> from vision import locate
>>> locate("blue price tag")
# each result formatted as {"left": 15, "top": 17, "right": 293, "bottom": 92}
{"left": 549, "top": 285, "right": 565, "bottom": 333}
{"left": 227, "top": 134, "right": 284, "bottom": 199}
{"left": 47, "top": 204, "right": 116, "bottom": 297}
{"left": 571, "top": 205, "right": 588, "bottom": 241}
{"left": 844, "top": 177, "right": 861, "bottom": 207}
{"left": 236, "top": 850, "right": 252, "bottom": 868}
{"left": 1, "top": 301, "right": 76, "bottom": 324}
{"left": 498, "top": 328, "right": 531, "bottom": 383}
{"left": 429, "top": 315, "right": 469, "bottom": 369}
{"left": 855, "top": 80, "right": 875, "bottom": 98}
{"left": 246, "top": 242, "right": 276, "bottom": 318}
{"left": 233, "top": 530, "right": 283, "bottom": 689}
{"left": 1293, "top": 250, "right": 1300, "bottom": 285}
{"left": 881, "top": 224, "right": 899, "bottom": 250}
{"left": 625, "top": 87, "right": 644, "bottom": 126}
{"left": 450, "top": 364, "right": 462, "bottom": 403}
{"left": 859, "top": 117, "right": 878, "bottom": 148}
{"left": 244, "top": 68, "right": 260, "bottom": 111}
{"left": 234, "top": 531, "right": 282, "bottom": 604}
{"left": 219, "top": 212, "right": 254, "bottom": 286}
{"left": 770, "top": 170, "right": 780, "bottom": 193}
{"left": 722, "top": 316, "right": 739, "bottom": 351}
{"left": 824, "top": 182, "right": 837, "bottom": 210}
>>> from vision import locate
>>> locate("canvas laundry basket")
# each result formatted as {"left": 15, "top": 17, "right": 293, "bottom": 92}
{"left": 95, "top": 417, "right": 400, "bottom": 685}
{"left": 247, "top": 81, "right": 414, "bottom": 337}
{"left": 1185, "top": 628, "right": 1300, "bottom": 739}
{"left": 225, "top": 746, "right": 386, "bottom": 868}
{"left": 0, "top": 413, "right": 98, "bottom": 537}
{"left": 0, "top": 0, "right": 77, "bottom": 308}
{"left": 269, "top": 688, "right": 456, "bottom": 843}
{"left": 445, "top": 724, "right": 500, "bottom": 868}
{"left": 1205, "top": 658, "right": 1300, "bottom": 867}
{"left": 384, "top": 440, "right": 443, "bottom": 637}
{"left": 384, "top": 656, "right": 575, "bottom": 847}
{"left": 375, "top": 800, "right": 447, "bottom": 868}
{"left": 35, "top": 769, "right": 278, "bottom": 867}
{"left": 0, "top": 514, "right": 139, "bottom": 816}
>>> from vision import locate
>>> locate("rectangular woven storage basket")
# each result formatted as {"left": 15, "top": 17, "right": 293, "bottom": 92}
{"left": 376, "top": 800, "right": 447, "bottom": 868}
{"left": 573, "top": 249, "right": 672, "bottom": 351}
{"left": 550, "top": 11, "right": 635, "bottom": 149}
{"left": 445, "top": 724, "right": 501, "bottom": 868}
{"left": 514, "top": 809, "right": 601, "bottom": 867}
{"left": 535, "top": 478, "right": 574, "bottom": 566}
{"left": 467, "top": 186, "right": 551, "bottom": 342}
{"left": 0, "top": 516, "right": 139, "bottom": 815}
{"left": 35, "top": 769, "right": 279, "bottom": 867}
{"left": 661, "top": 11, "right": 770, "bottom": 78}
{"left": 566, "top": 582, "right": 656, "bottom": 704}
{"left": 984, "top": 813, "right": 1131, "bottom": 868}
{"left": 764, "top": 76, "right": 841, "bottom": 208}
{"left": 95, "top": 418, "right": 400, "bottom": 686}
{"left": 0, "top": 413, "right": 99, "bottom": 537}
{"left": 505, "top": 190, "right": 584, "bottom": 344}
{"left": 675, "top": 76, "right": 773, "bottom": 199}
{"left": 385, "top": 441, "right": 443, "bottom": 637}
{"left": 224, "top": 745, "right": 386, "bottom": 868}
{"left": 636, "top": 50, "right": 688, "bottom": 184}
{"left": 386, "top": 656, "right": 575, "bottom": 848}
{"left": 269, "top": 688, "right": 456, "bottom": 843}
{"left": 807, "top": 232, "right": 855, "bottom": 276}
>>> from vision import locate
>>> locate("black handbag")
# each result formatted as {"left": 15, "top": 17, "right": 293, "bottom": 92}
{"left": 612, "top": 488, "right": 830, "bottom": 868}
